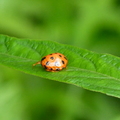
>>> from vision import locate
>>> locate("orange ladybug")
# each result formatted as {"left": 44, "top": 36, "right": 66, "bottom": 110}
{"left": 33, "top": 53, "right": 68, "bottom": 72}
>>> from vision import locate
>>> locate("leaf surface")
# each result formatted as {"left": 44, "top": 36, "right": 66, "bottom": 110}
{"left": 0, "top": 35, "right": 120, "bottom": 98}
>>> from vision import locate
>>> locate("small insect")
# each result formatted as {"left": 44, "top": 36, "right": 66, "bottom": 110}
{"left": 33, "top": 53, "right": 68, "bottom": 72}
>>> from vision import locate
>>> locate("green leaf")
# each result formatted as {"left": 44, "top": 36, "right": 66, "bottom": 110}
{"left": 0, "top": 34, "right": 120, "bottom": 98}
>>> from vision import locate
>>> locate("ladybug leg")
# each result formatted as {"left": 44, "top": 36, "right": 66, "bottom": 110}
{"left": 46, "top": 69, "right": 57, "bottom": 72}
{"left": 46, "top": 69, "right": 51, "bottom": 72}
{"left": 49, "top": 70, "right": 57, "bottom": 72}
{"left": 33, "top": 61, "right": 41, "bottom": 66}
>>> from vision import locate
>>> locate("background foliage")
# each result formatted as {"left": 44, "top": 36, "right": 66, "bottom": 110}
{"left": 0, "top": 0, "right": 120, "bottom": 120}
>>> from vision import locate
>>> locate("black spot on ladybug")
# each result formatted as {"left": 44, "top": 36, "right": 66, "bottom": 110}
{"left": 62, "top": 60, "right": 65, "bottom": 64}
{"left": 50, "top": 54, "right": 53, "bottom": 55}
{"left": 46, "top": 61, "right": 49, "bottom": 65}
{"left": 41, "top": 57, "right": 46, "bottom": 61}
{"left": 64, "top": 57, "right": 67, "bottom": 60}
{"left": 50, "top": 68, "right": 53, "bottom": 71}
{"left": 50, "top": 57, "right": 54, "bottom": 60}
{"left": 56, "top": 68, "right": 60, "bottom": 71}
{"left": 59, "top": 55, "right": 62, "bottom": 57}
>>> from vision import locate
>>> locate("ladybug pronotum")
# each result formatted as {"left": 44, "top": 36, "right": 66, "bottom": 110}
{"left": 33, "top": 53, "right": 68, "bottom": 72}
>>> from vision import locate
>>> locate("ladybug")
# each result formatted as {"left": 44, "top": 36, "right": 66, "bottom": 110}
{"left": 33, "top": 53, "right": 68, "bottom": 72}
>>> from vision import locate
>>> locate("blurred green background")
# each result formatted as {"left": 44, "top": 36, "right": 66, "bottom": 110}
{"left": 0, "top": 0, "right": 120, "bottom": 120}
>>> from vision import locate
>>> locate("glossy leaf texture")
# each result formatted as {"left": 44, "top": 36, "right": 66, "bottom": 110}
{"left": 0, "top": 35, "right": 120, "bottom": 98}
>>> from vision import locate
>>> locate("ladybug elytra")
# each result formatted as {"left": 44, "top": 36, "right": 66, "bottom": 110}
{"left": 33, "top": 53, "right": 68, "bottom": 72}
